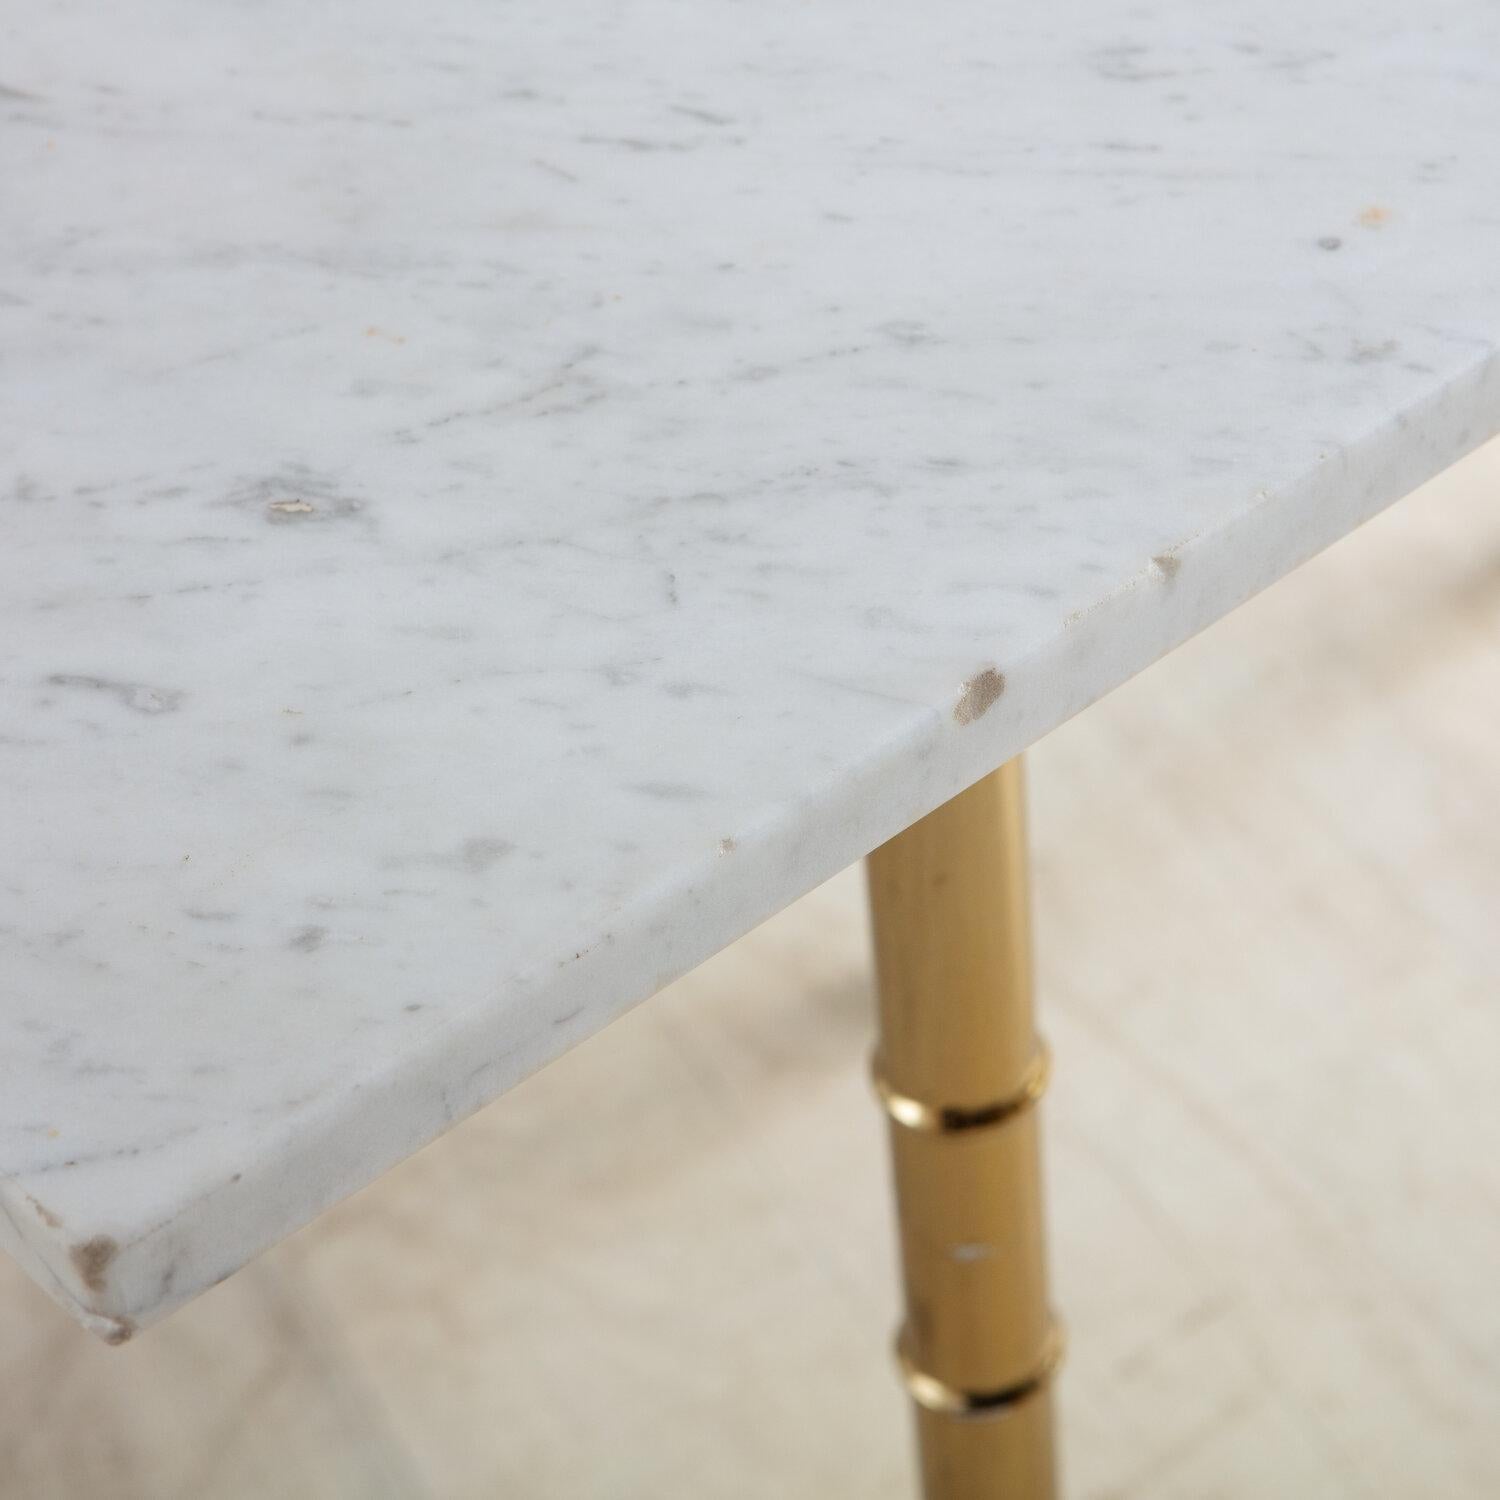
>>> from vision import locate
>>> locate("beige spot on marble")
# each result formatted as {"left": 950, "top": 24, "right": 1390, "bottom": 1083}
{"left": 1152, "top": 552, "right": 1182, "bottom": 579}
{"left": 268, "top": 498, "right": 315, "bottom": 517}
{"left": 71, "top": 1236, "right": 119, "bottom": 1295}
{"left": 954, "top": 668, "right": 1005, "bottom": 724}
{"left": 1357, "top": 204, "right": 1390, "bottom": 228}
{"left": 30, "top": 1197, "right": 62, "bottom": 1228}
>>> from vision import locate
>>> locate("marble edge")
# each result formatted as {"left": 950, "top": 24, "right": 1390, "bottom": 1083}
{"left": 0, "top": 1176, "right": 138, "bottom": 1344}
{"left": 8, "top": 341, "right": 1500, "bottom": 1342}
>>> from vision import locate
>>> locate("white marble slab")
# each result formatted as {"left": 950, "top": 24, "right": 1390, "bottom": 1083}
{"left": 3, "top": 0, "right": 1498, "bottom": 1343}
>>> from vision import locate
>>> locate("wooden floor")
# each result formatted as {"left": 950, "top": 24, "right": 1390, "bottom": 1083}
{"left": 5, "top": 440, "right": 1499, "bottom": 1499}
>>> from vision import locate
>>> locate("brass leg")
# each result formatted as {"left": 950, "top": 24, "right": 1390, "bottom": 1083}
{"left": 867, "top": 759, "right": 1060, "bottom": 1499}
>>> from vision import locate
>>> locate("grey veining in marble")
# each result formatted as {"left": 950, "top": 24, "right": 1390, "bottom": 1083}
{"left": 3, "top": 0, "right": 1499, "bottom": 1341}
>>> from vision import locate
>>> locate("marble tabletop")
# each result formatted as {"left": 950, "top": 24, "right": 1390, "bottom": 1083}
{"left": 3, "top": 0, "right": 1499, "bottom": 1344}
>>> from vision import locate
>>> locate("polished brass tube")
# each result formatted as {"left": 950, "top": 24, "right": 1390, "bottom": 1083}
{"left": 867, "top": 759, "right": 1060, "bottom": 1499}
